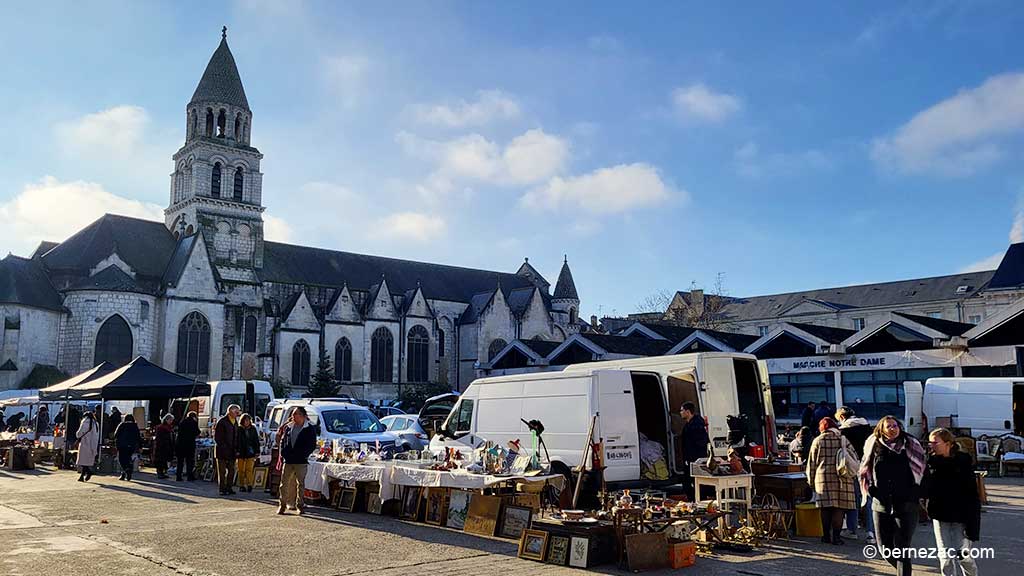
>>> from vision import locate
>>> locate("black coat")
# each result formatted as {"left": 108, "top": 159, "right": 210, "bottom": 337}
{"left": 113, "top": 421, "right": 142, "bottom": 452}
{"left": 682, "top": 415, "right": 710, "bottom": 463}
{"left": 214, "top": 416, "right": 238, "bottom": 460}
{"left": 280, "top": 423, "right": 317, "bottom": 464}
{"left": 925, "top": 452, "right": 981, "bottom": 541}
{"left": 801, "top": 407, "right": 816, "bottom": 430}
{"left": 237, "top": 425, "right": 261, "bottom": 459}
{"left": 869, "top": 441, "right": 920, "bottom": 514}
{"left": 176, "top": 417, "right": 200, "bottom": 453}
{"left": 839, "top": 421, "right": 872, "bottom": 460}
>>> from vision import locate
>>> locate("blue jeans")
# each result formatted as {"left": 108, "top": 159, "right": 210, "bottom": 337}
{"left": 845, "top": 482, "right": 875, "bottom": 534}
{"left": 933, "top": 521, "right": 978, "bottom": 576}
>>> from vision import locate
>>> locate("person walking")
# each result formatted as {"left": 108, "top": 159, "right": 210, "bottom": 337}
{"left": 113, "top": 415, "right": 143, "bottom": 481}
{"left": 214, "top": 404, "right": 241, "bottom": 495}
{"left": 236, "top": 413, "right": 261, "bottom": 493}
{"left": 275, "top": 407, "right": 317, "bottom": 515}
{"left": 806, "top": 417, "right": 857, "bottom": 545}
{"left": 107, "top": 406, "right": 123, "bottom": 440}
{"left": 153, "top": 414, "right": 175, "bottom": 479}
{"left": 789, "top": 426, "right": 813, "bottom": 464}
{"left": 801, "top": 402, "right": 818, "bottom": 432}
{"left": 860, "top": 416, "right": 926, "bottom": 576}
{"left": 925, "top": 428, "right": 981, "bottom": 576}
{"left": 75, "top": 412, "right": 100, "bottom": 482}
{"left": 175, "top": 411, "right": 200, "bottom": 481}
{"left": 837, "top": 406, "right": 875, "bottom": 543}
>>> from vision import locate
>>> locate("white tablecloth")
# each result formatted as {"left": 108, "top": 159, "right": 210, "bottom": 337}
{"left": 306, "top": 461, "right": 391, "bottom": 499}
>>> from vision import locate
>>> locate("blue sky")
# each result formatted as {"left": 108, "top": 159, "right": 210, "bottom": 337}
{"left": 1, "top": 1, "right": 1023, "bottom": 317}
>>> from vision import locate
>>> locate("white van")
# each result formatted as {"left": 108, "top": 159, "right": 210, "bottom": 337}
{"left": 428, "top": 353, "right": 775, "bottom": 485}
{"left": 922, "top": 377, "right": 1024, "bottom": 437}
{"left": 265, "top": 399, "right": 399, "bottom": 453}
{"left": 173, "top": 380, "right": 275, "bottom": 432}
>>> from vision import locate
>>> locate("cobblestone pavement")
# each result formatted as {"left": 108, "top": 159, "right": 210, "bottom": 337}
{"left": 2, "top": 466, "right": 1021, "bottom": 576}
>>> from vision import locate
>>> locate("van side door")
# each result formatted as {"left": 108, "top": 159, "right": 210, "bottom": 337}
{"left": 595, "top": 370, "right": 641, "bottom": 483}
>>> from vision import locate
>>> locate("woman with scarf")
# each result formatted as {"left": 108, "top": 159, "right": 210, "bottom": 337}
{"left": 806, "top": 417, "right": 857, "bottom": 544}
{"left": 860, "top": 416, "right": 926, "bottom": 576}
{"left": 925, "top": 428, "right": 980, "bottom": 576}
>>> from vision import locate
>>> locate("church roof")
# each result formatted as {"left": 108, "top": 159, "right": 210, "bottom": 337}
{"left": 190, "top": 34, "right": 250, "bottom": 110}
{"left": 0, "top": 255, "right": 63, "bottom": 312}
{"left": 42, "top": 214, "right": 178, "bottom": 281}
{"left": 261, "top": 241, "right": 534, "bottom": 303}
{"left": 68, "top": 265, "right": 152, "bottom": 294}
{"left": 988, "top": 242, "right": 1024, "bottom": 290}
{"left": 553, "top": 257, "right": 578, "bottom": 300}
{"left": 31, "top": 241, "right": 58, "bottom": 260}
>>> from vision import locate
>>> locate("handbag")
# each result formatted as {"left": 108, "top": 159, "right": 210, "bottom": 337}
{"left": 836, "top": 437, "right": 860, "bottom": 479}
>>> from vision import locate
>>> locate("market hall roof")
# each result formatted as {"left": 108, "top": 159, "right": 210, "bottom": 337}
{"left": 190, "top": 31, "right": 250, "bottom": 110}
{"left": 261, "top": 241, "right": 539, "bottom": 304}
{"left": 0, "top": 254, "right": 64, "bottom": 312}
{"left": 988, "top": 242, "right": 1024, "bottom": 290}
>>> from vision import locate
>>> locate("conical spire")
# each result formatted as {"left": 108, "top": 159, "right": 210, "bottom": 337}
{"left": 553, "top": 255, "right": 578, "bottom": 300}
{"left": 190, "top": 28, "right": 250, "bottom": 110}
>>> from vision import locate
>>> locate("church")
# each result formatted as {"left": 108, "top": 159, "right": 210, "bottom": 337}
{"left": 0, "top": 31, "right": 583, "bottom": 394}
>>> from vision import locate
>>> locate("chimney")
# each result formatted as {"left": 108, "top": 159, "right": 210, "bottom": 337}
{"left": 691, "top": 289, "right": 705, "bottom": 316}
{"left": 591, "top": 315, "right": 598, "bottom": 329}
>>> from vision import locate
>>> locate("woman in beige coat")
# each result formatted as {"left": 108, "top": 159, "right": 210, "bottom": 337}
{"left": 76, "top": 412, "right": 100, "bottom": 482}
{"left": 807, "top": 416, "right": 857, "bottom": 544}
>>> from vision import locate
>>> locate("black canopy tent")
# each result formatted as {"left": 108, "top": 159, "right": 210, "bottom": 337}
{"left": 38, "top": 362, "right": 115, "bottom": 401}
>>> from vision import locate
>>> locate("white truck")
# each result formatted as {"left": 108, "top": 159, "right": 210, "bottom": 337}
{"left": 428, "top": 352, "right": 776, "bottom": 485}
{"left": 171, "top": 379, "right": 276, "bottom": 431}
{"left": 921, "top": 377, "right": 1024, "bottom": 437}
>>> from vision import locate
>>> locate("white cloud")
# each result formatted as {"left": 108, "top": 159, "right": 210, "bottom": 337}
{"left": 959, "top": 196, "right": 1024, "bottom": 272}
{"left": 55, "top": 105, "right": 149, "bottom": 157}
{"left": 671, "top": 83, "right": 741, "bottom": 122}
{"left": 734, "top": 140, "right": 834, "bottom": 179}
{"left": 410, "top": 90, "right": 520, "bottom": 128}
{"left": 396, "top": 128, "right": 569, "bottom": 200}
{"left": 323, "top": 55, "right": 370, "bottom": 108}
{"left": 521, "top": 163, "right": 674, "bottom": 214}
{"left": 960, "top": 252, "right": 1004, "bottom": 273}
{"left": 263, "top": 215, "right": 294, "bottom": 243}
{"left": 872, "top": 72, "right": 1024, "bottom": 176}
{"left": 372, "top": 212, "right": 447, "bottom": 242}
{"left": 0, "top": 176, "right": 163, "bottom": 257}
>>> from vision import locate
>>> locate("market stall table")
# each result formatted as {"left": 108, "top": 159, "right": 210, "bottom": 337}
{"left": 754, "top": 472, "right": 811, "bottom": 507}
{"left": 692, "top": 471, "right": 753, "bottom": 537}
{"left": 388, "top": 464, "right": 566, "bottom": 493}
{"left": 306, "top": 461, "right": 392, "bottom": 501}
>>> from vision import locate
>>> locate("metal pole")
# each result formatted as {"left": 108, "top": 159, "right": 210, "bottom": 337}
{"left": 98, "top": 399, "right": 105, "bottom": 471}
{"left": 62, "top": 392, "right": 70, "bottom": 467}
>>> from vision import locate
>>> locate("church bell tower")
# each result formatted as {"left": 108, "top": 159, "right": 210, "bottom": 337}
{"left": 166, "top": 27, "right": 266, "bottom": 271}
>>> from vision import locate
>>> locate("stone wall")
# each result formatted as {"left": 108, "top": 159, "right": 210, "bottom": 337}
{"left": 1, "top": 304, "right": 62, "bottom": 391}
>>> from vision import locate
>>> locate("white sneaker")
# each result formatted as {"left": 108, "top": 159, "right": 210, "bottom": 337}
{"left": 841, "top": 529, "right": 859, "bottom": 540}
{"left": 866, "top": 532, "right": 876, "bottom": 544}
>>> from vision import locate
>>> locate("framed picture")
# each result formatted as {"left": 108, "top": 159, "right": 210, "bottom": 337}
{"left": 463, "top": 494, "right": 503, "bottom": 537}
{"left": 338, "top": 487, "right": 358, "bottom": 512}
{"left": 253, "top": 467, "right": 268, "bottom": 489}
{"left": 546, "top": 535, "right": 569, "bottom": 566}
{"left": 329, "top": 488, "right": 343, "bottom": 508}
{"left": 202, "top": 462, "right": 215, "bottom": 482}
{"left": 401, "top": 486, "right": 423, "bottom": 520}
{"left": 568, "top": 536, "right": 589, "bottom": 568}
{"left": 367, "top": 494, "right": 383, "bottom": 515}
{"left": 513, "top": 493, "right": 541, "bottom": 512}
{"left": 424, "top": 488, "right": 449, "bottom": 526}
{"left": 518, "top": 529, "right": 548, "bottom": 561}
{"left": 498, "top": 505, "right": 532, "bottom": 540}
{"left": 977, "top": 441, "right": 990, "bottom": 457}
{"left": 446, "top": 490, "right": 471, "bottom": 530}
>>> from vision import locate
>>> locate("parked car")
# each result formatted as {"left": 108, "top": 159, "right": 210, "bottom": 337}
{"left": 375, "top": 405, "right": 406, "bottom": 418}
{"left": 265, "top": 399, "right": 399, "bottom": 454}
{"left": 380, "top": 414, "right": 430, "bottom": 451}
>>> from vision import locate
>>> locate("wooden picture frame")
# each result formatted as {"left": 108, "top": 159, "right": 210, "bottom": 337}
{"left": 463, "top": 494, "right": 502, "bottom": 537}
{"left": 568, "top": 536, "right": 589, "bottom": 568}
{"left": 367, "top": 494, "right": 383, "bottom": 515}
{"left": 329, "top": 487, "right": 343, "bottom": 508}
{"left": 202, "top": 462, "right": 215, "bottom": 482}
{"left": 546, "top": 535, "right": 569, "bottom": 566}
{"left": 253, "top": 466, "right": 268, "bottom": 489}
{"left": 513, "top": 493, "right": 541, "bottom": 512}
{"left": 401, "top": 486, "right": 423, "bottom": 520}
{"left": 424, "top": 488, "right": 449, "bottom": 526}
{"left": 338, "top": 487, "right": 358, "bottom": 512}
{"left": 446, "top": 490, "right": 471, "bottom": 530}
{"left": 498, "top": 504, "right": 532, "bottom": 540}
{"left": 518, "top": 529, "right": 548, "bottom": 561}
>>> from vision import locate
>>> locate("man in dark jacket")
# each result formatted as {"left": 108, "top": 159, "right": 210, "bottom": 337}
{"left": 214, "top": 404, "right": 241, "bottom": 495}
{"left": 681, "top": 402, "right": 709, "bottom": 464}
{"left": 275, "top": 407, "right": 318, "bottom": 515}
{"left": 107, "top": 407, "right": 123, "bottom": 440}
{"left": 801, "top": 402, "right": 817, "bottom": 431}
{"left": 114, "top": 415, "right": 143, "bottom": 481}
{"left": 813, "top": 402, "right": 831, "bottom": 426}
{"left": 176, "top": 411, "right": 201, "bottom": 481}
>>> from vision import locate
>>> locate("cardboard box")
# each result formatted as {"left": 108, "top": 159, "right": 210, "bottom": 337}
{"left": 668, "top": 541, "right": 696, "bottom": 568}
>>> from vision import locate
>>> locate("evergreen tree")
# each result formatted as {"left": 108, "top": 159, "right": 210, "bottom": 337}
{"left": 306, "top": 354, "right": 341, "bottom": 398}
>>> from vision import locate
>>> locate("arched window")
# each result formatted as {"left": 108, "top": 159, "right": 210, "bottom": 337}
{"left": 190, "top": 110, "right": 197, "bottom": 139}
{"left": 334, "top": 338, "right": 352, "bottom": 381}
{"left": 205, "top": 109, "right": 214, "bottom": 136}
{"left": 176, "top": 312, "right": 211, "bottom": 377}
{"left": 95, "top": 315, "right": 133, "bottom": 367}
{"left": 437, "top": 328, "right": 446, "bottom": 357}
{"left": 488, "top": 339, "right": 507, "bottom": 362}
{"left": 370, "top": 327, "right": 394, "bottom": 382}
{"left": 216, "top": 109, "right": 226, "bottom": 137}
{"left": 211, "top": 163, "right": 222, "bottom": 197}
{"left": 234, "top": 113, "right": 241, "bottom": 139}
{"left": 569, "top": 308, "right": 578, "bottom": 324}
{"left": 243, "top": 316, "right": 257, "bottom": 353}
{"left": 292, "top": 339, "right": 311, "bottom": 387}
{"left": 407, "top": 325, "right": 430, "bottom": 382}
{"left": 233, "top": 167, "right": 243, "bottom": 201}
{"left": 242, "top": 120, "right": 249, "bottom": 144}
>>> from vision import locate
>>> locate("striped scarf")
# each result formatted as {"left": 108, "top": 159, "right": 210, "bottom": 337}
{"left": 859, "top": 433, "right": 926, "bottom": 498}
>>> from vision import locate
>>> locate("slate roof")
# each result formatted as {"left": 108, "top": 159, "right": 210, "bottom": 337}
{"left": 701, "top": 329, "right": 760, "bottom": 351}
{"left": 191, "top": 36, "right": 250, "bottom": 110}
{"left": 263, "top": 241, "right": 535, "bottom": 304}
{"left": 786, "top": 322, "right": 858, "bottom": 344}
{"left": 583, "top": 334, "right": 674, "bottom": 356}
{"left": 68, "top": 265, "right": 153, "bottom": 294}
{"left": 553, "top": 258, "right": 578, "bottom": 300}
{"left": 636, "top": 322, "right": 698, "bottom": 342}
{"left": 714, "top": 270, "right": 996, "bottom": 322}
{"left": 0, "top": 255, "right": 64, "bottom": 312}
{"left": 161, "top": 234, "right": 199, "bottom": 287}
{"left": 521, "top": 339, "right": 560, "bottom": 357}
{"left": 0, "top": 359, "right": 16, "bottom": 371}
{"left": 988, "top": 242, "right": 1024, "bottom": 290}
{"left": 42, "top": 214, "right": 178, "bottom": 282}
{"left": 892, "top": 312, "right": 975, "bottom": 337}
{"left": 31, "top": 241, "right": 58, "bottom": 260}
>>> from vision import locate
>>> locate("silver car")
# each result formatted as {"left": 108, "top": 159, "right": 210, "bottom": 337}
{"left": 380, "top": 414, "right": 430, "bottom": 451}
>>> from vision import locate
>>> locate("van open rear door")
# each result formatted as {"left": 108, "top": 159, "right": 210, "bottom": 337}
{"left": 594, "top": 370, "right": 640, "bottom": 483}
{"left": 757, "top": 361, "right": 777, "bottom": 454}
{"left": 903, "top": 381, "right": 923, "bottom": 438}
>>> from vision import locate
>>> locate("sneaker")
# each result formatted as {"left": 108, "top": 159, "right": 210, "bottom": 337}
{"left": 276, "top": 505, "right": 286, "bottom": 515}
{"left": 841, "top": 529, "right": 859, "bottom": 540}
{"left": 866, "top": 532, "right": 876, "bottom": 545}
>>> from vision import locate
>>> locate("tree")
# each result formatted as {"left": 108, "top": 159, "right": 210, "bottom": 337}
{"left": 268, "top": 377, "right": 291, "bottom": 399}
{"left": 397, "top": 381, "right": 454, "bottom": 413}
{"left": 639, "top": 273, "right": 735, "bottom": 331}
{"left": 635, "top": 289, "right": 674, "bottom": 314}
{"left": 305, "top": 354, "right": 341, "bottom": 398}
{"left": 19, "top": 365, "right": 68, "bottom": 390}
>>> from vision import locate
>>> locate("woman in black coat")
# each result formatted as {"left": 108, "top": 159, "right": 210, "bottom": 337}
{"left": 235, "top": 414, "right": 261, "bottom": 492}
{"left": 113, "top": 415, "right": 143, "bottom": 481}
{"left": 925, "top": 428, "right": 980, "bottom": 576}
